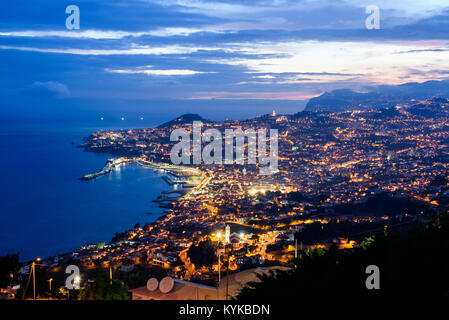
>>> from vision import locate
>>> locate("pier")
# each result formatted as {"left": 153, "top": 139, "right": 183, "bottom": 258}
{"left": 79, "top": 158, "right": 129, "bottom": 181}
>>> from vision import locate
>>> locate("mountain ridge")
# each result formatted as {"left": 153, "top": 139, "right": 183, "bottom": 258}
{"left": 304, "top": 79, "right": 449, "bottom": 112}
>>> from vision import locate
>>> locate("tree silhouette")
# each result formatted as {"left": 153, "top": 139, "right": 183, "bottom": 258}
{"left": 188, "top": 240, "right": 216, "bottom": 268}
{"left": 0, "top": 253, "right": 20, "bottom": 288}
{"left": 79, "top": 273, "right": 129, "bottom": 300}
{"left": 237, "top": 213, "right": 449, "bottom": 299}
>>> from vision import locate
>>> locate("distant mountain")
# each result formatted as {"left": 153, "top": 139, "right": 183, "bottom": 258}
{"left": 407, "top": 97, "right": 449, "bottom": 118}
{"left": 157, "top": 113, "right": 212, "bottom": 128}
{"left": 304, "top": 80, "right": 449, "bottom": 112}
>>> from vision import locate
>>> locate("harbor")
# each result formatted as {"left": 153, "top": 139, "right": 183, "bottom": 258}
{"left": 78, "top": 157, "right": 130, "bottom": 181}
{"left": 79, "top": 156, "right": 206, "bottom": 211}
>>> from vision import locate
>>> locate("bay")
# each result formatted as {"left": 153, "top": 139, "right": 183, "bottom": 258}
{"left": 0, "top": 119, "right": 171, "bottom": 261}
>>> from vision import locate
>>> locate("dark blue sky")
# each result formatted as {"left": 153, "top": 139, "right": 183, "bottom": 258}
{"left": 1, "top": 0, "right": 449, "bottom": 122}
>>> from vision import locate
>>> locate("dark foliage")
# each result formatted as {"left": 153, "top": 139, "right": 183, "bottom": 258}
{"left": 237, "top": 213, "right": 449, "bottom": 299}
{"left": 79, "top": 273, "right": 130, "bottom": 300}
{"left": 333, "top": 193, "right": 431, "bottom": 216}
{"left": 187, "top": 240, "right": 216, "bottom": 268}
{"left": 0, "top": 253, "right": 20, "bottom": 288}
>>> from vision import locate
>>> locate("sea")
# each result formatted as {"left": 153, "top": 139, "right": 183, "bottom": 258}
{"left": 0, "top": 118, "right": 174, "bottom": 261}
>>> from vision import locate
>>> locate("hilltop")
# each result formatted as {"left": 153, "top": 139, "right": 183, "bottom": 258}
{"left": 304, "top": 80, "right": 449, "bottom": 112}
{"left": 157, "top": 113, "right": 212, "bottom": 128}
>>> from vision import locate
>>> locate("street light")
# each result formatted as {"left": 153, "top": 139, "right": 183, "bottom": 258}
{"left": 47, "top": 278, "right": 53, "bottom": 297}
{"left": 31, "top": 258, "right": 42, "bottom": 300}
{"left": 32, "top": 262, "right": 36, "bottom": 300}
{"left": 74, "top": 276, "right": 81, "bottom": 289}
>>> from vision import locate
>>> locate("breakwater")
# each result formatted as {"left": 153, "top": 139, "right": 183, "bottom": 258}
{"left": 79, "top": 158, "right": 129, "bottom": 181}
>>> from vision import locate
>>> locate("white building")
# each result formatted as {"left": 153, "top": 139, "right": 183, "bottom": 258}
{"left": 225, "top": 224, "right": 230, "bottom": 244}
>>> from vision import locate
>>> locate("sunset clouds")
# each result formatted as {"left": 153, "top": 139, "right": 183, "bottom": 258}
{"left": 1, "top": 0, "right": 449, "bottom": 113}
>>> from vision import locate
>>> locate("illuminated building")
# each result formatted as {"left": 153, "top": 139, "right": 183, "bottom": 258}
{"left": 225, "top": 224, "right": 230, "bottom": 244}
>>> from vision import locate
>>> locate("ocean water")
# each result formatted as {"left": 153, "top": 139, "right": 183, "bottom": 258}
{"left": 0, "top": 119, "right": 172, "bottom": 261}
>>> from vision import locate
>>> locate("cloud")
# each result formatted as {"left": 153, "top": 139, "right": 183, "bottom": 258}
{"left": 145, "top": 0, "right": 270, "bottom": 18}
{"left": 22, "top": 81, "right": 70, "bottom": 98}
{"left": 204, "top": 40, "right": 449, "bottom": 85}
{"left": 106, "top": 66, "right": 213, "bottom": 76}
{"left": 190, "top": 90, "right": 320, "bottom": 100}
{"left": 345, "top": 0, "right": 449, "bottom": 19}
{"left": 0, "top": 44, "right": 220, "bottom": 55}
{"left": 145, "top": 0, "right": 449, "bottom": 30}
{"left": 3, "top": 0, "right": 449, "bottom": 105}
{"left": 0, "top": 27, "right": 220, "bottom": 39}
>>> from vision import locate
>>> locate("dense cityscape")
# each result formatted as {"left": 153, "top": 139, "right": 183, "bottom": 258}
{"left": 3, "top": 97, "right": 447, "bottom": 300}
{"left": 2, "top": 1, "right": 449, "bottom": 307}
{"left": 80, "top": 97, "right": 449, "bottom": 268}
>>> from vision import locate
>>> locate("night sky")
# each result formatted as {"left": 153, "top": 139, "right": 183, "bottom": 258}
{"left": 1, "top": 0, "right": 449, "bottom": 121}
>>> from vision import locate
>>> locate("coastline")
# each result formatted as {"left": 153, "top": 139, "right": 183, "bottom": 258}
{"left": 0, "top": 123, "right": 175, "bottom": 261}
{"left": 17, "top": 156, "right": 200, "bottom": 263}
{"left": 67, "top": 154, "right": 208, "bottom": 249}
{"left": 79, "top": 156, "right": 204, "bottom": 199}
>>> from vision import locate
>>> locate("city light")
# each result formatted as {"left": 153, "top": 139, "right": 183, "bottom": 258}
{"left": 2, "top": 0, "right": 448, "bottom": 304}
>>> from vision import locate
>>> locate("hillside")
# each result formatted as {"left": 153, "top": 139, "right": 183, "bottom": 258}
{"left": 157, "top": 113, "right": 212, "bottom": 128}
{"left": 236, "top": 213, "right": 449, "bottom": 299}
{"left": 304, "top": 80, "right": 449, "bottom": 112}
